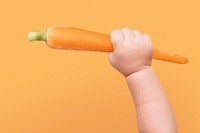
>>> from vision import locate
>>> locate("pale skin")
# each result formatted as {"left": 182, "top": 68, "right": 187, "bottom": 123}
{"left": 108, "top": 28, "right": 178, "bottom": 133}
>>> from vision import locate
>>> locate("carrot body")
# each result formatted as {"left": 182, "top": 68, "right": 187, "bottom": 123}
{"left": 28, "top": 26, "right": 188, "bottom": 64}
{"left": 47, "top": 26, "right": 113, "bottom": 52}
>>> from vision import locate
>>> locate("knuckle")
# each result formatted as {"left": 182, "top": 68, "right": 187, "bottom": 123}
{"left": 111, "top": 29, "right": 120, "bottom": 35}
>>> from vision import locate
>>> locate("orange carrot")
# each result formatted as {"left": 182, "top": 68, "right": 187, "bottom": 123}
{"left": 28, "top": 26, "right": 188, "bottom": 64}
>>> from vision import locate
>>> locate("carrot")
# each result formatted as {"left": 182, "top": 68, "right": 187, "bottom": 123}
{"left": 28, "top": 26, "right": 188, "bottom": 64}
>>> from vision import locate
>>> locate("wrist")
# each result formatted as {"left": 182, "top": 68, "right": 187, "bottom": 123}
{"left": 125, "top": 66, "right": 152, "bottom": 78}
{"left": 125, "top": 66, "right": 166, "bottom": 106}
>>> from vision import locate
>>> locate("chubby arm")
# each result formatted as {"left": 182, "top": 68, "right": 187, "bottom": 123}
{"left": 126, "top": 68, "right": 177, "bottom": 133}
{"left": 108, "top": 28, "right": 177, "bottom": 133}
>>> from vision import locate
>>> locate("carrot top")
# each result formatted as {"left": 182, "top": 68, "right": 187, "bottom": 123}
{"left": 28, "top": 30, "right": 47, "bottom": 42}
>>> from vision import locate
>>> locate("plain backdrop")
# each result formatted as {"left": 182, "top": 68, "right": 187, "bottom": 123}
{"left": 0, "top": 0, "right": 199, "bottom": 132}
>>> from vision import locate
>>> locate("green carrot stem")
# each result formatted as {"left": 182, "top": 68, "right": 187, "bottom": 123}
{"left": 28, "top": 30, "right": 47, "bottom": 42}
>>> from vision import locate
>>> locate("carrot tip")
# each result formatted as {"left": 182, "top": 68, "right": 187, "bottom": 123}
{"left": 28, "top": 30, "right": 46, "bottom": 42}
{"left": 182, "top": 58, "right": 188, "bottom": 64}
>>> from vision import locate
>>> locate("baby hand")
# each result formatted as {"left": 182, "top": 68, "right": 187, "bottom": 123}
{"left": 108, "top": 28, "right": 153, "bottom": 77}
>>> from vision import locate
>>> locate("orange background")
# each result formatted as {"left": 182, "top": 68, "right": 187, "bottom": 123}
{"left": 0, "top": 0, "right": 199, "bottom": 132}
